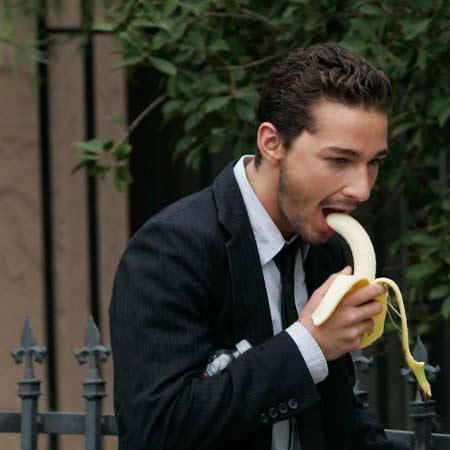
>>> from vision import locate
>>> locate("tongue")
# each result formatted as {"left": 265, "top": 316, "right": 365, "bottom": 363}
{"left": 321, "top": 210, "right": 334, "bottom": 232}
{"left": 323, "top": 208, "right": 336, "bottom": 217}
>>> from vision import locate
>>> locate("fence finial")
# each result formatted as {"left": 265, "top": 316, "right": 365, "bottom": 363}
{"left": 352, "top": 348, "right": 373, "bottom": 408}
{"left": 74, "top": 317, "right": 111, "bottom": 450}
{"left": 401, "top": 335, "right": 440, "bottom": 389}
{"left": 75, "top": 316, "right": 110, "bottom": 383}
{"left": 11, "top": 317, "right": 47, "bottom": 380}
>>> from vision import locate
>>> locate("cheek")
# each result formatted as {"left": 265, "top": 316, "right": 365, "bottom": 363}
{"left": 370, "top": 166, "right": 379, "bottom": 185}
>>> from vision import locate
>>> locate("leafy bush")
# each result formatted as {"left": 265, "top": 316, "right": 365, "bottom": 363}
{"left": 2, "top": 0, "right": 449, "bottom": 329}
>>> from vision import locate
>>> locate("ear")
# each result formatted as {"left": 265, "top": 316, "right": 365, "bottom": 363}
{"left": 256, "top": 122, "right": 286, "bottom": 165}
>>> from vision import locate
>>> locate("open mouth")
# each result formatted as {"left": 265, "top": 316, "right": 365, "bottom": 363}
{"left": 322, "top": 207, "right": 347, "bottom": 217}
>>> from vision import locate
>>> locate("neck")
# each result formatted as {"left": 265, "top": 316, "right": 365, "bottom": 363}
{"left": 245, "top": 157, "right": 293, "bottom": 239}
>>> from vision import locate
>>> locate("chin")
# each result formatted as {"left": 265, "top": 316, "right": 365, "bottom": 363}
{"left": 310, "top": 234, "right": 332, "bottom": 245}
{"left": 297, "top": 227, "right": 332, "bottom": 246}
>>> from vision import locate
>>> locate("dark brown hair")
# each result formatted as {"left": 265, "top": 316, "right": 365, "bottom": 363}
{"left": 256, "top": 43, "right": 392, "bottom": 165}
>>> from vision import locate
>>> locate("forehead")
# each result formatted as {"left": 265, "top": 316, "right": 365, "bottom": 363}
{"left": 309, "top": 100, "right": 388, "bottom": 153}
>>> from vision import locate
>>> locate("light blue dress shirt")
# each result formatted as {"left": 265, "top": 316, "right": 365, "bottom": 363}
{"left": 233, "top": 155, "right": 328, "bottom": 450}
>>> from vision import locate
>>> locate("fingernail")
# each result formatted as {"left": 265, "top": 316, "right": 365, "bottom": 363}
{"left": 376, "top": 284, "right": 386, "bottom": 294}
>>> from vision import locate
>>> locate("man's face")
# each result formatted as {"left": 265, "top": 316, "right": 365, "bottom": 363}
{"left": 276, "top": 100, "right": 388, "bottom": 244}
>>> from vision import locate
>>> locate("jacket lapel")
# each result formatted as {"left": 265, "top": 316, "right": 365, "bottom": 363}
{"left": 212, "top": 162, "right": 273, "bottom": 346}
{"left": 304, "top": 244, "right": 335, "bottom": 296}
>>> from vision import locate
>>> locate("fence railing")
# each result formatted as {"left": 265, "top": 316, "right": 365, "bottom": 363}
{"left": 1, "top": 318, "right": 449, "bottom": 450}
{"left": 0, "top": 317, "right": 116, "bottom": 450}
{"left": 353, "top": 340, "right": 449, "bottom": 450}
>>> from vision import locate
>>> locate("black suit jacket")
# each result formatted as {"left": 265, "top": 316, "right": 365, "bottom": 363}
{"left": 110, "top": 162, "right": 405, "bottom": 450}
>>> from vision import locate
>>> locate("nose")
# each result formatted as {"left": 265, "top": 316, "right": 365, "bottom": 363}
{"left": 342, "top": 167, "right": 372, "bottom": 202}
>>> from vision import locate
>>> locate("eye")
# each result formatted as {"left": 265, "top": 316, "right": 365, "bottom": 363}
{"left": 369, "top": 158, "right": 386, "bottom": 167}
{"left": 328, "top": 158, "right": 349, "bottom": 166}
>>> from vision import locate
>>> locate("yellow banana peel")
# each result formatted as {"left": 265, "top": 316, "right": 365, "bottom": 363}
{"left": 311, "top": 213, "right": 431, "bottom": 400}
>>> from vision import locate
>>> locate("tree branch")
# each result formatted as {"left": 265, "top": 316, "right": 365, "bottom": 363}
{"left": 120, "top": 93, "right": 167, "bottom": 145}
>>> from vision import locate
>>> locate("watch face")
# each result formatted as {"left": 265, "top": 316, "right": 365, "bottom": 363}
{"left": 206, "top": 353, "right": 234, "bottom": 376}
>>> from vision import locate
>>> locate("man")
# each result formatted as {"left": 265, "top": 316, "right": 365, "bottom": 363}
{"left": 110, "top": 43, "right": 407, "bottom": 450}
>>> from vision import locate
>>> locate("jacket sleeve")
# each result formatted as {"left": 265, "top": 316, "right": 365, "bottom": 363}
{"left": 109, "top": 219, "right": 320, "bottom": 450}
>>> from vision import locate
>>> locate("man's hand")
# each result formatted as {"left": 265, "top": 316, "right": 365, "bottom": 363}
{"left": 299, "top": 266, "right": 385, "bottom": 361}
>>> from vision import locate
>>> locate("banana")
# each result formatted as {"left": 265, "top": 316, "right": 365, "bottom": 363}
{"left": 311, "top": 212, "right": 431, "bottom": 400}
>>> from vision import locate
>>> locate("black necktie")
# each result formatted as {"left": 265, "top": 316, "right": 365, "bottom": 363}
{"left": 275, "top": 240, "right": 301, "bottom": 450}
{"left": 274, "top": 240, "right": 300, "bottom": 329}
{"left": 275, "top": 240, "right": 326, "bottom": 450}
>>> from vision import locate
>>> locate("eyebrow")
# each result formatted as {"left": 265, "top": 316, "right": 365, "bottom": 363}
{"left": 325, "top": 146, "right": 388, "bottom": 158}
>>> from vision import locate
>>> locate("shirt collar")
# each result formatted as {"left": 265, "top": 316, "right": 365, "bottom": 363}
{"left": 233, "top": 155, "right": 309, "bottom": 266}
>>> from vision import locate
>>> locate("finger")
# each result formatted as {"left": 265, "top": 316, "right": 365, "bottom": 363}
{"left": 314, "top": 266, "right": 352, "bottom": 297}
{"left": 358, "top": 318, "right": 375, "bottom": 338}
{"left": 342, "top": 283, "right": 386, "bottom": 307}
{"left": 341, "top": 265, "right": 352, "bottom": 275}
{"left": 345, "top": 319, "right": 375, "bottom": 346}
{"left": 346, "top": 300, "right": 383, "bottom": 325}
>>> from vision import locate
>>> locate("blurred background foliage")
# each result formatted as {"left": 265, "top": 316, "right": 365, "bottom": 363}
{"left": 1, "top": 0, "right": 449, "bottom": 333}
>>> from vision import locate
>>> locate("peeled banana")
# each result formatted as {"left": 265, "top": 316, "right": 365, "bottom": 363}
{"left": 311, "top": 213, "right": 431, "bottom": 400}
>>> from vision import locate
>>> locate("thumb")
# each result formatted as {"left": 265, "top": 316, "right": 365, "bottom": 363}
{"left": 313, "top": 266, "right": 351, "bottom": 299}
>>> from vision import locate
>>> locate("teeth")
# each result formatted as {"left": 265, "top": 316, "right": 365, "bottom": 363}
{"left": 310, "top": 212, "right": 432, "bottom": 399}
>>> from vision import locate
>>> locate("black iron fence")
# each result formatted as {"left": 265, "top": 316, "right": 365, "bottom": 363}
{"left": 352, "top": 344, "right": 450, "bottom": 450}
{"left": 1, "top": 318, "right": 449, "bottom": 450}
{"left": 0, "top": 318, "right": 116, "bottom": 450}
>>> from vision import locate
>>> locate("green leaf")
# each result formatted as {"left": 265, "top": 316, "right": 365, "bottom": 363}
{"left": 406, "top": 0, "right": 433, "bottom": 12}
{"left": 429, "top": 97, "right": 450, "bottom": 127}
{"left": 233, "top": 67, "right": 246, "bottom": 82}
{"left": 162, "top": 99, "right": 183, "bottom": 117}
{"left": 151, "top": 30, "right": 173, "bottom": 50}
{"left": 88, "top": 164, "right": 109, "bottom": 177}
{"left": 209, "top": 38, "right": 230, "bottom": 52}
{"left": 114, "top": 166, "right": 133, "bottom": 192}
{"left": 167, "top": 75, "right": 177, "bottom": 97}
{"left": 182, "top": 98, "right": 202, "bottom": 114}
{"left": 112, "top": 113, "right": 126, "bottom": 125}
{"left": 389, "top": 239, "right": 402, "bottom": 257}
{"left": 358, "top": 4, "right": 382, "bottom": 15}
{"left": 173, "top": 135, "right": 197, "bottom": 161}
{"left": 429, "top": 285, "right": 449, "bottom": 300}
{"left": 71, "top": 161, "right": 87, "bottom": 174}
{"left": 73, "top": 139, "right": 113, "bottom": 153}
{"left": 132, "top": 20, "right": 171, "bottom": 31}
{"left": 76, "top": 150, "right": 99, "bottom": 161}
{"left": 204, "top": 82, "right": 229, "bottom": 95}
{"left": 185, "top": 112, "right": 204, "bottom": 131}
{"left": 113, "top": 144, "right": 132, "bottom": 161}
{"left": 203, "top": 96, "right": 231, "bottom": 114}
{"left": 442, "top": 200, "right": 450, "bottom": 211}
{"left": 149, "top": 56, "right": 177, "bottom": 76}
{"left": 441, "top": 296, "right": 450, "bottom": 319}
{"left": 401, "top": 18, "right": 431, "bottom": 40}
{"left": 235, "top": 100, "right": 255, "bottom": 123}
{"left": 410, "top": 233, "right": 440, "bottom": 247}
{"left": 438, "top": 108, "right": 450, "bottom": 128}
{"left": 113, "top": 55, "right": 144, "bottom": 69}
{"left": 185, "top": 145, "right": 203, "bottom": 170}
{"left": 163, "top": 0, "right": 179, "bottom": 18}
{"left": 390, "top": 121, "right": 416, "bottom": 138}
{"left": 415, "top": 50, "right": 427, "bottom": 71}
{"left": 417, "top": 322, "right": 431, "bottom": 336}
{"left": 93, "top": 22, "right": 115, "bottom": 32}
{"left": 406, "top": 262, "right": 437, "bottom": 281}
{"left": 116, "top": 165, "right": 132, "bottom": 182}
